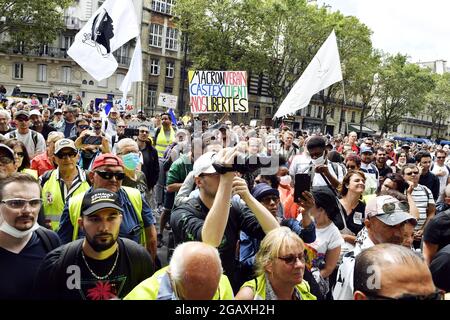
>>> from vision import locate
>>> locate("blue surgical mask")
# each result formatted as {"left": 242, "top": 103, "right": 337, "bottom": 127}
{"left": 122, "top": 152, "right": 140, "bottom": 170}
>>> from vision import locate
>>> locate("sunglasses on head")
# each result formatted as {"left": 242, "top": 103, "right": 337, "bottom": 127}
{"left": 380, "top": 201, "right": 409, "bottom": 215}
{"left": 95, "top": 171, "right": 125, "bottom": 180}
{"left": 55, "top": 151, "right": 77, "bottom": 159}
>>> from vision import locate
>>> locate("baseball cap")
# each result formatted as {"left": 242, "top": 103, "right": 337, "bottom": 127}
{"left": 29, "top": 109, "right": 41, "bottom": 117}
{"left": 401, "top": 144, "right": 411, "bottom": 149}
{"left": 54, "top": 139, "right": 77, "bottom": 155}
{"left": 251, "top": 183, "right": 279, "bottom": 201}
{"left": 360, "top": 146, "right": 373, "bottom": 154}
{"left": 193, "top": 152, "right": 217, "bottom": 177}
{"left": 0, "top": 144, "right": 15, "bottom": 160}
{"left": 54, "top": 109, "right": 62, "bottom": 114}
{"left": 81, "top": 188, "right": 123, "bottom": 216}
{"left": 365, "top": 195, "right": 417, "bottom": 226}
{"left": 91, "top": 153, "right": 124, "bottom": 170}
{"left": 14, "top": 110, "right": 29, "bottom": 119}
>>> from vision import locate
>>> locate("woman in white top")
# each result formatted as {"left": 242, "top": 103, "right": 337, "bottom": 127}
{"left": 307, "top": 189, "right": 344, "bottom": 296}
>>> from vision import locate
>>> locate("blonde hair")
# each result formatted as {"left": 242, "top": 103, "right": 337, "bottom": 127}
{"left": 254, "top": 227, "right": 305, "bottom": 276}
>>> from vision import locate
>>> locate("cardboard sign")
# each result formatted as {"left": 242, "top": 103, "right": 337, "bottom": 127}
{"left": 189, "top": 70, "right": 248, "bottom": 114}
{"left": 158, "top": 93, "right": 178, "bottom": 109}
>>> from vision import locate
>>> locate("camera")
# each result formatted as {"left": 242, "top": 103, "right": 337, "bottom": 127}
{"left": 213, "top": 154, "right": 273, "bottom": 174}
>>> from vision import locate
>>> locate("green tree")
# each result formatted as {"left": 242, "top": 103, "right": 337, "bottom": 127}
{"left": 375, "top": 54, "right": 435, "bottom": 135}
{"left": 426, "top": 73, "right": 450, "bottom": 138}
{"left": 0, "top": 0, "right": 72, "bottom": 49}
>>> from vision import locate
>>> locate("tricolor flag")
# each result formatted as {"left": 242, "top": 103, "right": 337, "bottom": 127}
{"left": 273, "top": 30, "right": 343, "bottom": 119}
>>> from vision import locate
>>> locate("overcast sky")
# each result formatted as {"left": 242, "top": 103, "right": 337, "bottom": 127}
{"left": 320, "top": 0, "right": 450, "bottom": 64}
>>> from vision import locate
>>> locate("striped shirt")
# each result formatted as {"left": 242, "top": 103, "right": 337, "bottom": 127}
{"left": 411, "top": 184, "right": 435, "bottom": 230}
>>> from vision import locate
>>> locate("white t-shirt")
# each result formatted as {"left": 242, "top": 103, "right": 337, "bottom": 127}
{"left": 4, "top": 130, "right": 46, "bottom": 159}
{"left": 309, "top": 223, "right": 344, "bottom": 259}
{"left": 431, "top": 163, "right": 449, "bottom": 203}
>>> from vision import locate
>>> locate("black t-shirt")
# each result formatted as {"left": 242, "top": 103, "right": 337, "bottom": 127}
{"left": 0, "top": 231, "right": 59, "bottom": 299}
{"left": 33, "top": 238, "right": 153, "bottom": 300}
{"left": 376, "top": 163, "right": 393, "bottom": 179}
{"left": 419, "top": 171, "right": 440, "bottom": 201}
{"left": 170, "top": 197, "right": 266, "bottom": 291}
{"left": 423, "top": 209, "right": 450, "bottom": 251}
{"left": 344, "top": 200, "right": 366, "bottom": 235}
{"left": 122, "top": 172, "right": 148, "bottom": 194}
{"left": 429, "top": 243, "right": 450, "bottom": 291}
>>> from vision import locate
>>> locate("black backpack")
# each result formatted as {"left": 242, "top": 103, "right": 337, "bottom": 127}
{"left": 35, "top": 227, "right": 61, "bottom": 253}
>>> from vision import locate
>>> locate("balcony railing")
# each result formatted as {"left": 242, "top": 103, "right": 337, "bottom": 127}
{"left": 1, "top": 46, "right": 131, "bottom": 67}
{"left": 63, "top": 16, "right": 81, "bottom": 30}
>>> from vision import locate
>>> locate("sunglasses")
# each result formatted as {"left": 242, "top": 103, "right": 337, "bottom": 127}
{"left": 16, "top": 118, "right": 29, "bottom": 122}
{"left": 0, "top": 156, "right": 14, "bottom": 165}
{"left": 139, "top": 130, "right": 149, "bottom": 134}
{"left": 15, "top": 152, "right": 25, "bottom": 158}
{"left": 346, "top": 165, "right": 357, "bottom": 170}
{"left": 380, "top": 201, "right": 409, "bottom": 215}
{"left": 436, "top": 157, "right": 446, "bottom": 159}
{"left": 92, "top": 120, "right": 102, "bottom": 124}
{"left": 278, "top": 252, "right": 306, "bottom": 265}
{"left": 405, "top": 171, "right": 419, "bottom": 176}
{"left": 95, "top": 171, "right": 126, "bottom": 180}
{"left": 261, "top": 196, "right": 280, "bottom": 205}
{"left": 55, "top": 152, "right": 77, "bottom": 159}
{"left": 78, "top": 125, "right": 90, "bottom": 130}
{"left": 118, "top": 126, "right": 126, "bottom": 128}
{"left": 1, "top": 198, "right": 42, "bottom": 209}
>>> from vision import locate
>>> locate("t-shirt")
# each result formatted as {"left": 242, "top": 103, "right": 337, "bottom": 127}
{"left": 423, "top": 209, "right": 450, "bottom": 251}
{"left": 431, "top": 164, "right": 450, "bottom": 202}
{"left": 0, "top": 232, "right": 59, "bottom": 299}
{"left": 33, "top": 239, "right": 153, "bottom": 300}
{"left": 4, "top": 130, "right": 46, "bottom": 158}
{"left": 123, "top": 172, "right": 148, "bottom": 194}
{"left": 411, "top": 184, "right": 435, "bottom": 230}
{"left": 419, "top": 171, "right": 440, "bottom": 201}
{"left": 63, "top": 122, "right": 75, "bottom": 139}
{"left": 308, "top": 223, "right": 344, "bottom": 269}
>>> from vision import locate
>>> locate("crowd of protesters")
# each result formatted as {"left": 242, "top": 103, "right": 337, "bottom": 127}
{"left": 1, "top": 91, "right": 450, "bottom": 301}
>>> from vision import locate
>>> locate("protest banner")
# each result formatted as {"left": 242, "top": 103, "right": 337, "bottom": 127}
{"left": 158, "top": 93, "right": 178, "bottom": 109}
{"left": 188, "top": 70, "right": 248, "bottom": 114}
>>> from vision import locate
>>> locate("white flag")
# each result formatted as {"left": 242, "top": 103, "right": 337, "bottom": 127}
{"left": 273, "top": 30, "right": 343, "bottom": 119}
{"left": 119, "top": 36, "right": 142, "bottom": 103}
{"left": 67, "top": 0, "right": 140, "bottom": 81}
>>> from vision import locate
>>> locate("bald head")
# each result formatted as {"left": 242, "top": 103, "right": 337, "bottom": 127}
{"left": 354, "top": 244, "right": 436, "bottom": 300}
{"left": 169, "top": 242, "right": 222, "bottom": 300}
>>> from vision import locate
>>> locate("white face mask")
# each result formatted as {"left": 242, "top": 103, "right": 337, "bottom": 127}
{"left": 312, "top": 154, "right": 326, "bottom": 166}
{"left": 279, "top": 175, "right": 292, "bottom": 186}
{"left": 0, "top": 215, "right": 39, "bottom": 239}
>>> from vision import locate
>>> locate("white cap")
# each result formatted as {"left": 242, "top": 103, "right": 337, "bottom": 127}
{"left": 29, "top": 109, "right": 41, "bottom": 117}
{"left": 54, "top": 109, "right": 62, "bottom": 114}
{"left": 193, "top": 152, "right": 217, "bottom": 177}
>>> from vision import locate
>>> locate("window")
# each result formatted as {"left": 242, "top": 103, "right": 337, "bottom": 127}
{"left": 306, "top": 105, "right": 311, "bottom": 117}
{"left": 62, "top": 66, "right": 71, "bottom": 83}
{"left": 151, "top": 0, "right": 174, "bottom": 15}
{"left": 351, "top": 111, "right": 356, "bottom": 123}
{"left": 166, "top": 61, "right": 175, "bottom": 78}
{"left": 148, "top": 85, "right": 157, "bottom": 110}
{"left": 165, "top": 27, "right": 179, "bottom": 51}
{"left": 37, "top": 64, "right": 47, "bottom": 82}
{"left": 318, "top": 106, "right": 322, "bottom": 118}
{"left": 150, "top": 59, "right": 160, "bottom": 75}
{"left": 265, "top": 106, "right": 272, "bottom": 115}
{"left": 116, "top": 74, "right": 125, "bottom": 89}
{"left": 89, "top": 80, "right": 94, "bottom": 85}
{"left": 164, "top": 86, "right": 173, "bottom": 94}
{"left": 149, "top": 24, "right": 163, "bottom": 48}
{"left": 82, "top": 80, "right": 87, "bottom": 85}
{"left": 254, "top": 105, "right": 260, "bottom": 119}
{"left": 330, "top": 107, "right": 335, "bottom": 119}
{"left": 62, "top": 36, "right": 74, "bottom": 49}
{"left": 13, "top": 63, "right": 23, "bottom": 79}
{"left": 98, "top": 79, "right": 108, "bottom": 87}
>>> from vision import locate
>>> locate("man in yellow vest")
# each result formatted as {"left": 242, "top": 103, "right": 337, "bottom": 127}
{"left": 153, "top": 112, "right": 176, "bottom": 209}
{"left": 124, "top": 241, "right": 233, "bottom": 300}
{"left": 40, "top": 138, "right": 90, "bottom": 231}
{"left": 57, "top": 153, "right": 158, "bottom": 262}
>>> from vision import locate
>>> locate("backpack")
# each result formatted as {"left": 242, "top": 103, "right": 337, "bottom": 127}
{"left": 9, "top": 130, "right": 39, "bottom": 149}
{"left": 35, "top": 227, "right": 61, "bottom": 253}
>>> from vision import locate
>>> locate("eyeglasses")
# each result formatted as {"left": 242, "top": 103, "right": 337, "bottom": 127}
{"left": 78, "top": 125, "right": 90, "bottom": 130}
{"left": 436, "top": 157, "right": 446, "bottom": 159}
{"left": 260, "top": 196, "right": 280, "bottom": 205}
{"left": 346, "top": 165, "right": 357, "bottom": 170}
{"left": 278, "top": 252, "right": 306, "bottom": 265}
{"left": 55, "top": 151, "right": 77, "bottom": 159}
{"left": 405, "top": 171, "right": 419, "bottom": 176}
{"left": 118, "top": 126, "right": 126, "bottom": 128}
{"left": 95, "top": 171, "right": 126, "bottom": 180}
{"left": 15, "top": 152, "right": 25, "bottom": 158}
{"left": 0, "top": 198, "right": 43, "bottom": 209}
{"left": 365, "top": 290, "right": 444, "bottom": 301}
{"left": 139, "top": 130, "right": 149, "bottom": 134}
{"left": 380, "top": 201, "right": 409, "bottom": 215}
{"left": 0, "top": 156, "right": 15, "bottom": 165}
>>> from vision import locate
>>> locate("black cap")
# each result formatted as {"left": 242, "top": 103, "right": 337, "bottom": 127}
{"left": 81, "top": 188, "right": 123, "bottom": 216}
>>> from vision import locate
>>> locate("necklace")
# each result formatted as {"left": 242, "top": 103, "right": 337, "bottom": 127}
{"left": 81, "top": 247, "right": 119, "bottom": 280}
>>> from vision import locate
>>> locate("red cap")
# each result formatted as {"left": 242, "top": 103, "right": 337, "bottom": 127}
{"left": 91, "top": 153, "right": 124, "bottom": 170}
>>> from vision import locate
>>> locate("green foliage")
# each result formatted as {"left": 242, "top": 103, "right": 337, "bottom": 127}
{"left": 375, "top": 54, "right": 435, "bottom": 134}
{"left": 0, "top": 0, "right": 72, "bottom": 48}
{"left": 426, "top": 73, "right": 450, "bottom": 138}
